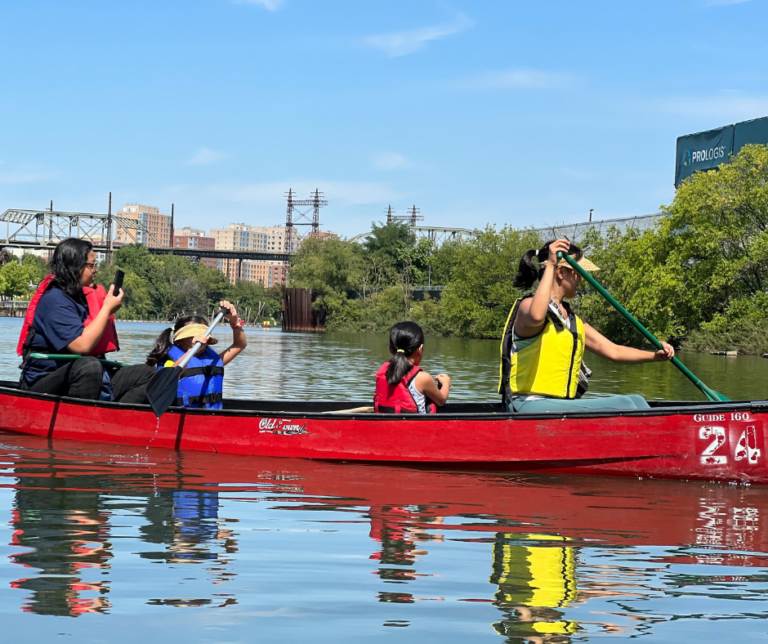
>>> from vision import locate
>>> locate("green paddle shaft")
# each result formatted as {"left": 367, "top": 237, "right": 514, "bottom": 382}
{"left": 557, "top": 251, "right": 729, "bottom": 402}
{"left": 29, "top": 353, "right": 130, "bottom": 368}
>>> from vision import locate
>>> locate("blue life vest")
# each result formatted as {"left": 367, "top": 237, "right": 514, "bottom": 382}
{"left": 160, "top": 345, "right": 224, "bottom": 409}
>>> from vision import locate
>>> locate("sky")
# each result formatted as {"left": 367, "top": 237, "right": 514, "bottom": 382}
{"left": 1, "top": 0, "right": 767, "bottom": 238}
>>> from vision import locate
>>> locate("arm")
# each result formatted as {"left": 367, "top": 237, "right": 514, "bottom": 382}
{"left": 584, "top": 323, "right": 674, "bottom": 364}
{"left": 514, "top": 239, "right": 570, "bottom": 338}
{"left": 218, "top": 300, "right": 247, "bottom": 367}
{"left": 66, "top": 286, "right": 123, "bottom": 355}
{"left": 414, "top": 371, "right": 450, "bottom": 406}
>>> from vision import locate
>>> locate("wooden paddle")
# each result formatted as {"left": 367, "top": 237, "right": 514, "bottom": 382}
{"left": 557, "top": 251, "right": 729, "bottom": 402}
{"left": 146, "top": 307, "right": 229, "bottom": 418}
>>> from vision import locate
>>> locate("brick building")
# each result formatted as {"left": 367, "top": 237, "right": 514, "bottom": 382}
{"left": 114, "top": 204, "right": 171, "bottom": 248}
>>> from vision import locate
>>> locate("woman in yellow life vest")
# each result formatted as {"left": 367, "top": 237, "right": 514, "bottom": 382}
{"left": 500, "top": 238, "right": 674, "bottom": 413}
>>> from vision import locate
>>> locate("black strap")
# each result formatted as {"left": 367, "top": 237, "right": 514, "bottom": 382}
{"left": 173, "top": 392, "right": 223, "bottom": 407}
{"left": 180, "top": 366, "right": 224, "bottom": 378}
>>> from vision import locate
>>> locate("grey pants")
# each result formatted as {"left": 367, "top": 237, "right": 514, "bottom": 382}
{"left": 509, "top": 394, "right": 650, "bottom": 413}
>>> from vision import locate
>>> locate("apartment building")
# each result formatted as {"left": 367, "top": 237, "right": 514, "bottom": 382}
{"left": 173, "top": 229, "right": 216, "bottom": 250}
{"left": 216, "top": 258, "right": 288, "bottom": 287}
{"left": 114, "top": 204, "right": 171, "bottom": 248}
{"left": 210, "top": 223, "right": 300, "bottom": 253}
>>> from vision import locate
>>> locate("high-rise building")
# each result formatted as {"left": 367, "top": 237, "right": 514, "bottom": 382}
{"left": 216, "top": 258, "right": 288, "bottom": 287}
{"left": 209, "top": 223, "right": 299, "bottom": 253}
{"left": 114, "top": 204, "right": 171, "bottom": 248}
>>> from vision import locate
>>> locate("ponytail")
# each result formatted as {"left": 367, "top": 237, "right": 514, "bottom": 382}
{"left": 146, "top": 314, "right": 209, "bottom": 367}
{"left": 513, "top": 239, "right": 584, "bottom": 290}
{"left": 385, "top": 321, "right": 425, "bottom": 386}
{"left": 513, "top": 249, "right": 539, "bottom": 289}
{"left": 146, "top": 328, "right": 174, "bottom": 367}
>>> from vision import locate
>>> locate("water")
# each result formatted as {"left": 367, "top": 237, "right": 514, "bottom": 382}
{"left": 1, "top": 318, "right": 768, "bottom": 641}
{"left": 1, "top": 318, "right": 764, "bottom": 401}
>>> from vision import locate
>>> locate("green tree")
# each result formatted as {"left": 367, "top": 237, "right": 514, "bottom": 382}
{"left": 21, "top": 254, "right": 48, "bottom": 283}
{"left": 439, "top": 226, "right": 542, "bottom": 338}
{"left": 0, "top": 260, "right": 36, "bottom": 298}
{"left": 580, "top": 144, "right": 768, "bottom": 346}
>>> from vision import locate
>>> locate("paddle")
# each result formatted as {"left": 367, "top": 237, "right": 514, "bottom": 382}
{"left": 557, "top": 251, "right": 729, "bottom": 402}
{"left": 146, "top": 307, "right": 230, "bottom": 418}
{"left": 29, "top": 353, "right": 130, "bottom": 369}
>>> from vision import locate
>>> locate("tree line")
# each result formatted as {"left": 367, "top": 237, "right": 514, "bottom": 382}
{"left": 289, "top": 144, "right": 768, "bottom": 354}
{"left": 0, "top": 244, "right": 282, "bottom": 324}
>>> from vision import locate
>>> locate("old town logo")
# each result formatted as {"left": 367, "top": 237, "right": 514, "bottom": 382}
{"left": 258, "top": 418, "right": 309, "bottom": 436}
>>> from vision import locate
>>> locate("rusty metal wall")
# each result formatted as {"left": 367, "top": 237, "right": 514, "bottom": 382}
{"left": 282, "top": 287, "right": 325, "bottom": 332}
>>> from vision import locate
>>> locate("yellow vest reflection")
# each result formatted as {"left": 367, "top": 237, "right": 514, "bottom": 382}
{"left": 490, "top": 533, "right": 578, "bottom": 637}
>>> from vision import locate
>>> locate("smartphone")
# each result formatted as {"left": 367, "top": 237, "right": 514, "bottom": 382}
{"left": 112, "top": 269, "right": 125, "bottom": 294}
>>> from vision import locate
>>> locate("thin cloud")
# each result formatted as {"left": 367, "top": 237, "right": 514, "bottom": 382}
{"left": 374, "top": 152, "right": 410, "bottom": 171}
{"left": 188, "top": 148, "right": 228, "bottom": 166}
{"left": 0, "top": 171, "right": 58, "bottom": 184}
{"left": 455, "top": 68, "right": 579, "bottom": 91}
{"left": 655, "top": 90, "right": 768, "bottom": 120}
{"left": 363, "top": 14, "right": 472, "bottom": 57}
{"left": 232, "top": 0, "right": 284, "bottom": 10}
{"left": 204, "top": 180, "right": 403, "bottom": 206}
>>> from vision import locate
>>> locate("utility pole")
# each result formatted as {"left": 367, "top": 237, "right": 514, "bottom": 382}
{"left": 107, "top": 192, "right": 113, "bottom": 264}
{"left": 170, "top": 203, "right": 175, "bottom": 249}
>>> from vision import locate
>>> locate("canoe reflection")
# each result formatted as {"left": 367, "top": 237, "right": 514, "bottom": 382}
{"left": 2, "top": 433, "right": 767, "bottom": 639}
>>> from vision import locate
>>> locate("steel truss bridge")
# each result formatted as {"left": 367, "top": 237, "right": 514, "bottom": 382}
{"left": 0, "top": 209, "right": 292, "bottom": 263}
{"left": 0, "top": 208, "right": 161, "bottom": 253}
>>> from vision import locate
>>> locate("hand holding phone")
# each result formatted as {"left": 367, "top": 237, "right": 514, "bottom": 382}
{"left": 112, "top": 269, "right": 125, "bottom": 294}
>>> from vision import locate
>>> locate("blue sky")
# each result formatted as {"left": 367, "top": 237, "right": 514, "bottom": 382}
{"left": 1, "top": 0, "right": 766, "bottom": 238}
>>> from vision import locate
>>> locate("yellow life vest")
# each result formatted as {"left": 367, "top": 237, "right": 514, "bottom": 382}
{"left": 498, "top": 295, "right": 585, "bottom": 400}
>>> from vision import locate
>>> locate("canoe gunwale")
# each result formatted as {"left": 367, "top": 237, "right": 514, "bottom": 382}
{"left": 0, "top": 380, "right": 759, "bottom": 422}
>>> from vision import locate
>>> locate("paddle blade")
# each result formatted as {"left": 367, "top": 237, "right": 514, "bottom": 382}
{"left": 145, "top": 367, "right": 182, "bottom": 418}
{"left": 700, "top": 383, "right": 731, "bottom": 402}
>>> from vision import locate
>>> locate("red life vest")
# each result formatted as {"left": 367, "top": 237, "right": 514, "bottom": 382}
{"left": 374, "top": 362, "right": 436, "bottom": 414}
{"left": 17, "top": 274, "right": 120, "bottom": 356}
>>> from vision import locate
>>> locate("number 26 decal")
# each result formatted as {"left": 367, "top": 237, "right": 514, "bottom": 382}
{"left": 699, "top": 426, "right": 762, "bottom": 466}
{"left": 699, "top": 426, "right": 727, "bottom": 465}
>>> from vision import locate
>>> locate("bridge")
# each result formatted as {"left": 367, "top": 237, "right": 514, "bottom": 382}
{"left": 0, "top": 208, "right": 293, "bottom": 264}
{"left": 349, "top": 225, "right": 477, "bottom": 246}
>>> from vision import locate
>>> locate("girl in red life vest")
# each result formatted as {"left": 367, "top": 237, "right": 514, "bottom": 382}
{"left": 374, "top": 321, "right": 450, "bottom": 414}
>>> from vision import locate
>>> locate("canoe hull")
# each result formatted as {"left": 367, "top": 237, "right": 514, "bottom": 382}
{"left": 1, "top": 383, "right": 767, "bottom": 484}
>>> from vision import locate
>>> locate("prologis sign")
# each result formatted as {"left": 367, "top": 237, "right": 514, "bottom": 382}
{"left": 675, "top": 116, "right": 768, "bottom": 187}
{"left": 675, "top": 124, "right": 734, "bottom": 187}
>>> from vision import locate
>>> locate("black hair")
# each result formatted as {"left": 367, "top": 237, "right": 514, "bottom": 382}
{"left": 48, "top": 238, "right": 93, "bottom": 304}
{"left": 513, "top": 239, "right": 584, "bottom": 290}
{"left": 385, "top": 321, "right": 425, "bottom": 386}
{"left": 146, "top": 315, "right": 208, "bottom": 367}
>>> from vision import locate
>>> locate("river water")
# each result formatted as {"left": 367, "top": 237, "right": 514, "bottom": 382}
{"left": 0, "top": 319, "right": 767, "bottom": 642}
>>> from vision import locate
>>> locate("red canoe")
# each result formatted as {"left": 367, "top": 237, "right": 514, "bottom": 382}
{"left": 1, "top": 379, "right": 766, "bottom": 484}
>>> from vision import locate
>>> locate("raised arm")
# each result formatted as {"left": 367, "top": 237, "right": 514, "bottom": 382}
{"left": 217, "top": 300, "right": 247, "bottom": 367}
{"left": 514, "top": 239, "right": 570, "bottom": 338}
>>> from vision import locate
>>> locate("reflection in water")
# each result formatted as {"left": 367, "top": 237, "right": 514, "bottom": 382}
{"left": 490, "top": 535, "right": 579, "bottom": 642}
{"left": 10, "top": 453, "right": 113, "bottom": 616}
{"left": 1, "top": 434, "right": 768, "bottom": 641}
